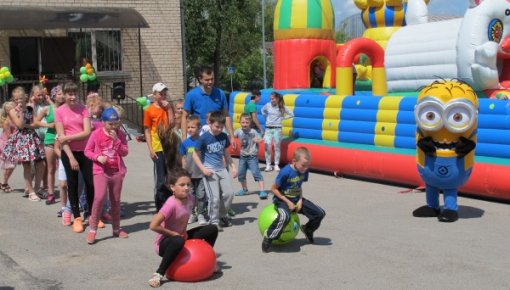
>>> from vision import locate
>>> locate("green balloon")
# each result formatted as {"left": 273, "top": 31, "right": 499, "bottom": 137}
{"left": 6, "top": 75, "right": 14, "bottom": 83}
{"left": 80, "top": 66, "right": 87, "bottom": 74}
{"left": 0, "top": 67, "right": 8, "bottom": 73}
{"left": 258, "top": 204, "right": 300, "bottom": 245}
{"left": 0, "top": 78, "right": 5, "bottom": 86}
{"left": 143, "top": 104, "right": 150, "bottom": 110}
{"left": 80, "top": 74, "right": 89, "bottom": 82}
{"left": 88, "top": 73, "right": 96, "bottom": 81}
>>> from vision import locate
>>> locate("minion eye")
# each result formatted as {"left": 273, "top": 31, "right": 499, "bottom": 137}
{"left": 415, "top": 98, "right": 444, "bottom": 131}
{"left": 444, "top": 100, "right": 476, "bottom": 133}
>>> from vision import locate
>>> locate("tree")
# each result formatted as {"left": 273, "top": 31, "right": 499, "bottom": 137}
{"left": 184, "top": 0, "right": 276, "bottom": 91}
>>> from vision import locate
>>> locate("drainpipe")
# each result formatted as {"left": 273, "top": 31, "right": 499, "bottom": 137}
{"left": 180, "top": 0, "right": 187, "bottom": 94}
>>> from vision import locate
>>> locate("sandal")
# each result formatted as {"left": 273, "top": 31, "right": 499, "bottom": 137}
{"left": 148, "top": 273, "right": 163, "bottom": 288}
{"left": 28, "top": 192, "right": 41, "bottom": 202}
{"left": 1, "top": 184, "right": 12, "bottom": 193}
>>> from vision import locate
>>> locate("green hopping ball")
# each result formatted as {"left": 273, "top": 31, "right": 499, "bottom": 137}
{"left": 258, "top": 204, "right": 300, "bottom": 245}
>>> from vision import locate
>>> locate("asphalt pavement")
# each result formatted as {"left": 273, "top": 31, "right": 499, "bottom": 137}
{"left": 1, "top": 140, "right": 510, "bottom": 289}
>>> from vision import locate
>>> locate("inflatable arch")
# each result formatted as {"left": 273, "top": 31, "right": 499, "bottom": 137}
{"left": 336, "top": 38, "right": 386, "bottom": 96}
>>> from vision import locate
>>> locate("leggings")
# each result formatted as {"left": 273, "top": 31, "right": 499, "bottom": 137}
{"left": 61, "top": 151, "right": 94, "bottom": 218}
{"left": 156, "top": 224, "right": 218, "bottom": 275}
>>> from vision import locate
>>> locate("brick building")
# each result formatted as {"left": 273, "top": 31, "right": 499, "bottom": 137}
{"left": 0, "top": 1, "right": 184, "bottom": 103}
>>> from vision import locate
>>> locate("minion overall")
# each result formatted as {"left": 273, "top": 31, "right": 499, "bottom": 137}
{"left": 413, "top": 80, "right": 478, "bottom": 222}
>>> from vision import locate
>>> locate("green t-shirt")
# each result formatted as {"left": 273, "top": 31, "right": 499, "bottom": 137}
{"left": 244, "top": 101, "right": 257, "bottom": 114}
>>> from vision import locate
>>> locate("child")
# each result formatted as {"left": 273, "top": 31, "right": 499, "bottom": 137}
{"left": 34, "top": 85, "right": 64, "bottom": 204}
{"left": 144, "top": 82, "right": 175, "bottom": 211}
{"left": 234, "top": 113, "right": 266, "bottom": 199}
{"left": 0, "top": 87, "right": 46, "bottom": 201}
{"left": 261, "top": 92, "right": 294, "bottom": 172}
{"left": 55, "top": 81, "right": 94, "bottom": 233}
{"left": 148, "top": 168, "right": 219, "bottom": 288}
{"left": 262, "top": 147, "right": 326, "bottom": 253}
{"left": 0, "top": 101, "right": 17, "bottom": 193}
{"left": 173, "top": 99, "right": 184, "bottom": 137}
{"left": 192, "top": 111, "right": 237, "bottom": 231}
{"left": 179, "top": 115, "right": 207, "bottom": 225}
{"left": 84, "top": 108, "right": 129, "bottom": 244}
{"left": 244, "top": 89, "right": 264, "bottom": 135}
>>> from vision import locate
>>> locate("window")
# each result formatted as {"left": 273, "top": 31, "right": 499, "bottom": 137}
{"left": 68, "top": 29, "right": 122, "bottom": 72}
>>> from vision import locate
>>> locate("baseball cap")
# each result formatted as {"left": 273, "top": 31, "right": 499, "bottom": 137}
{"left": 101, "top": 107, "right": 120, "bottom": 122}
{"left": 152, "top": 82, "right": 168, "bottom": 93}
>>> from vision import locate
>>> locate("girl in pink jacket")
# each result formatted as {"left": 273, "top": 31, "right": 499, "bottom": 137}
{"left": 84, "top": 107, "right": 129, "bottom": 244}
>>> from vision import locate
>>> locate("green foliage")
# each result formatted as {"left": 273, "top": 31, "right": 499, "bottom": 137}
{"left": 184, "top": 0, "right": 276, "bottom": 92}
{"left": 334, "top": 22, "right": 351, "bottom": 44}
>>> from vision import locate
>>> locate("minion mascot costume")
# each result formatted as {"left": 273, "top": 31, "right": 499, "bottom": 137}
{"left": 413, "top": 80, "right": 478, "bottom": 222}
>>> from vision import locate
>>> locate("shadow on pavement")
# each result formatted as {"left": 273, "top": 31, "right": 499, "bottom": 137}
{"left": 458, "top": 205, "right": 484, "bottom": 219}
{"left": 121, "top": 201, "right": 155, "bottom": 219}
{"left": 230, "top": 202, "right": 259, "bottom": 215}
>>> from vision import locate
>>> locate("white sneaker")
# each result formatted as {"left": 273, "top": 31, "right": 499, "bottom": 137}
{"left": 197, "top": 214, "right": 208, "bottom": 225}
{"left": 274, "top": 165, "right": 280, "bottom": 171}
{"left": 188, "top": 214, "right": 197, "bottom": 224}
{"left": 264, "top": 165, "right": 272, "bottom": 172}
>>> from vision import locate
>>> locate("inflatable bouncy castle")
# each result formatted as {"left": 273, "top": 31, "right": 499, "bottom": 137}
{"left": 230, "top": 0, "right": 510, "bottom": 201}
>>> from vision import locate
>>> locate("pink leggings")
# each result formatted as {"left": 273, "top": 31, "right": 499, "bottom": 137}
{"left": 89, "top": 172, "right": 124, "bottom": 231}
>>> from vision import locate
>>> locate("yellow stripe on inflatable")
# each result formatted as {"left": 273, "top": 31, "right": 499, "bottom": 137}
{"left": 232, "top": 92, "right": 250, "bottom": 130}
{"left": 282, "top": 94, "right": 298, "bottom": 137}
{"left": 374, "top": 97, "right": 402, "bottom": 147}
{"left": 393, "top": 6, "right": 404, "bottom": 27}
{"left": 274, "top": 0, "right": 282, "bottom": 31}
{"left": 321, "top": 0, "right": 333, "bottom": 30}
{"left": 375, "top": 5, "right": 385, "bottom": 27}
{"left": 322, "top": 95, "right": 346, "bottom": 141}
{"left": 336, "top": 67, "right": 354, "bottom": 96}
{"left": 291, "top": 0, "right": 307, "bottom": 29}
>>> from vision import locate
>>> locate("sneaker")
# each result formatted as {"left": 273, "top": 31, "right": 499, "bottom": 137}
{"left": 212, "top": 223, "right": 223, "bottom": 232}
{"left": 72, "top": 217, "right": 85, "bottom": 233}
{"left": 36, "top": 189, "right": 48, "bottom": 199}
{"left": 188, "top": 213, "right": 197, "bottom": 224}
{"left": 274, "top": 165, "right": 280, "bottom": 172}
{"left": 259, "top": 191, "right": 268, "bottom": 199}
{"left": 235, "top": 189, "right": 248, "bottom": 196}
{"left": 45, "top": 194, "right": 56, "bottom": 205}
{"left": 97, "top": 220, "right": 105, "bottom": 229}
{"left": 113, "top": 229, "right": 129, "bottom": 238}
{"left": 300, "top": 224, "right": 314, "bottom": 244}
{"left": 148, "top": 273, "right": 163, "bottom": 288}
{"left": 227, "top": 208, "right": 236, "bottom": 217}
{"left": 86, "top": 230, "right": 96, "bottom": 244}
{"left": 220, "top": 216, "right": 232, "bottom": 228}
{"left": 264, "top": 165, "right": 273, "bottom": 172}
{"left": 262, "top": 237, "right": 272, "bottom": 253}
{"left": 197, "top": 214, "right": 208, "bottom": 225}
{"left": 57, "top": 208, "right": 63, "bottom": 218}
{"left": 62, "top": 211, "right": 72, "bottom": 226}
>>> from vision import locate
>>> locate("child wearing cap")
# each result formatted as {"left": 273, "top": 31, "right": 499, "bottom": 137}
{"left": 144, "top": 82, "right": 175, "bottom": 211}
{"left": 84, "top": 107, "right": 129, "bottom": 244}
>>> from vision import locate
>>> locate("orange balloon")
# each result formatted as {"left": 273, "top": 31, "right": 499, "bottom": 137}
{"left": 86, "top": 68, "right": 94, "bottom": 74}
{"left": 85, "top": 63, "right": 92, "bottom": 69}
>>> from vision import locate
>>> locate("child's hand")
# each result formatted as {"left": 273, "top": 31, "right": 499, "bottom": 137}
{"left": 97, "top": 155, "right": 107, "bottom": 165}
{"left": 202, "top": 168, "right": 214, "bottom": 177}
{"left": 253, "top": 136, "right": 262, "bottom": 143}
{"left": 296, "top": 199, "right": 303, "bottom": 212}
{"left": 106, "top": 129, "right": 117, "bottom": 140}
{"left": 230, "top": 166, "right": 238, "bottom": 178}
{"left": 286, "top": 201, "right": 296, "bottom": 212}
{"left": 70, "top": 158, "right": 79, "bottom": 171}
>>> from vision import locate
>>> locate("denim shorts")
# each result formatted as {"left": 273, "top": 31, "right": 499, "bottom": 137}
{"left": 238, "top": 155, "right": 264, "bottom": 182}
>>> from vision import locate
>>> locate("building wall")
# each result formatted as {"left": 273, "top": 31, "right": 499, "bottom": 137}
{"left": 0, "top": 1, "right": 184, "bottom": 101}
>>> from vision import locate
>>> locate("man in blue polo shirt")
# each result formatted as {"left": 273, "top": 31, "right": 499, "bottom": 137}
{"left": 181, "top": 66, "right": 236, "bottom": 149}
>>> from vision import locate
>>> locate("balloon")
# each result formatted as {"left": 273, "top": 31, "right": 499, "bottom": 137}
{"left": 4, "top": 71, "right": 11, "bottom": 78}
{"left": 86, "top": 68, "right": 94, "bottom": 75}
{"left": 143, "top": 104, "right": 150, "bottom": 110}
{"left": 85, "top": 63, "right": 92, "bottom": 69}
{"left": 0, "top": 67, "right": 8, "bottom": 73}
{"left": 6, "top": 75, "right": 14, "bottom": 83}
{"left": 80, "top": 66, "right": 87, "bottom": 74}
{"left": 0, "top": 73, "right": 5, "bottom": 79}
{"left": 80, "top": 74, "right": 89, "bottom": 82}
{"left": 0, "top": 78, "right": 5, "bottom": 86}
{"left": 88, "top": 73, "right": 96, "bottom": 81}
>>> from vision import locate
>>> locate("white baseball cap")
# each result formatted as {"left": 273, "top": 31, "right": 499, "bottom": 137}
{"left": 152, "top": 82, "right": 168, "bottom": 93}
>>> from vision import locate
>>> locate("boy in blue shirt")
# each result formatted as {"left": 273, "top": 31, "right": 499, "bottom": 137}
{"left": 180, "top": 115, "right": 208, "bottom": 225}
{"left": 192, "top": 111, "right": 237, "bottom": 231}
{"left": 262, "top": 147, "right": 326, "bottom": 252}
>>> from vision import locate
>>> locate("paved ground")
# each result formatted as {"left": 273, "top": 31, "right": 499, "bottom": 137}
{"left": 1, "top": 140, "right": 510, "bottom": 290}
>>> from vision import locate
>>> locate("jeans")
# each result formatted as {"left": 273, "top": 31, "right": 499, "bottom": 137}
{"left": 264, "top": 128, "right": 282, "bottom": 166}
{"left": 238, "top": 155, "right": 263, "bottom": 182}
{"left": 61, "top": 151, "right": 94, "bottom": 219}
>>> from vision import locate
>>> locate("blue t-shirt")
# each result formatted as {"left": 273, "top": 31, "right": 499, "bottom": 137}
{"left": 179, "top": 136, "right": 202, "bottom": 178}
{"left": 274, "top": 164, "right": 309, "bottom": 203}
{"left": 184, "top": 86, "right": 228, "bottom": 126}
{"left": 195, "top": 131, "right": 230, "bottom": 170}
